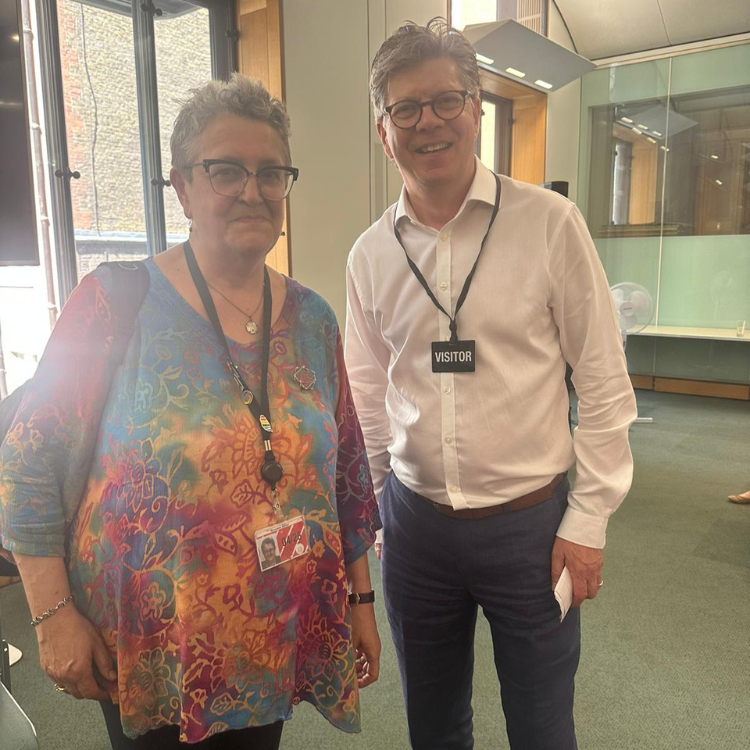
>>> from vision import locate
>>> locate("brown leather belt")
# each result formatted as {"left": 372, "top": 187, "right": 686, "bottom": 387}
{"left": 415, "top": 473, "right": 565, "bottom": 520}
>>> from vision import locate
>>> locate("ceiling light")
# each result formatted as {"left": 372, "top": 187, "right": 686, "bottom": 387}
{"left": 463, "top": 19, "right": 596, "bottom": 93}
{"left": 652, "top": 130, "right": 662, "bottom": 136}
{"left": 11, "top": 34, "right": 19, "bottom": 42}
{"left": 660, "top": 146, "right": 670, "bottom": 152}
{"left": 637, "top": 124, "right": 648, "bottom": 129}
{"left": 710, "top": 154, "right": 719, "bottom": 160}
{"left": 621, "top": 117, "right": 634, "bottom": 124}
{"left": 476, "top": 53, "right": 495, "bottom": 65}
{"left": 715, "top": 179, "right": 723, "bottom": 185}
{"left": 631, "top": 128, "right": 642, "bottom": 135}
{"left": 647, "top": 137, "right": 656, "bottom": 144}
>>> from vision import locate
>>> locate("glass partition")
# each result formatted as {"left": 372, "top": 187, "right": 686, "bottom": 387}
{"left": 579, "top": 46, "right": 750, "bottom": 338}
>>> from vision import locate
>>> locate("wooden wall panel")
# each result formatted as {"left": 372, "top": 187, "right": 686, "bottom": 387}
{"left": 629, "top": 374, "right": 655, "bottom": 390}
{"left": 236, "top": 0, "right": 290, "bottom": 275}
{"left": 511, "top": 95, "right": 547, "bottom": 186}
{"left": 654, "top": 377, "right": 750, "bottom": 400}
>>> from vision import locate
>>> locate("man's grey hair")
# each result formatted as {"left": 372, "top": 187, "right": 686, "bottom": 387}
{"left": 171, "top": 73, "right": 291, "bottom": 181}
{"left": 370, "top": 17, "right": 481, "bottom": 120}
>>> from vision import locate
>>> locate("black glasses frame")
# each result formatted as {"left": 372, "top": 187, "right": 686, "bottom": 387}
{"left": 184, "top": 159, "right": 300, "bottom": 200}
{"left": 384, "top": 90, "right": 470, "bottom": 129}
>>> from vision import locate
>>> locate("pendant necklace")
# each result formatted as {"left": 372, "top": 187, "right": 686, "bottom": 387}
{"left": 206, "top": 279, "right": 264, "bottom": 334}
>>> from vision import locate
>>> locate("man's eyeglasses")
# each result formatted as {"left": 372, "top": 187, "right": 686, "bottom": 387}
{"left": 184, "top": 160, "right": 299, "bottom": 200}
{"left": 384, "top": 90, "right": 469, "bottom": 129}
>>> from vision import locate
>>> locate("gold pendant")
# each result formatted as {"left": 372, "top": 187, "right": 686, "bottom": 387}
{"left": 246, "top": 319, "right": 259, "bottom": 334}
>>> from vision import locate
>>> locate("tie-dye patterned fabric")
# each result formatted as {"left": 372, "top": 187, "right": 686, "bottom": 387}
{"left": 0, "top": 260, "right": 381, "bottom": 742}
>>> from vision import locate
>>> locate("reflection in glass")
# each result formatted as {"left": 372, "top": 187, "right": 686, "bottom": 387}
{"left": 588, "top": 86, "right": 750, "bottom": 239}
{"left": 588, "top": 100, "right": 667, "bottom": 239}
{"left": 611, "top": 139, "right": 632, "bottom": 225}
{"left": 664, "top": 87, "right": 750, "bottom": 237}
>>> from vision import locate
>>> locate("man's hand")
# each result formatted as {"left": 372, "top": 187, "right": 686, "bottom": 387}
{"left": 374, "top": 542, "right": 383, "bottom": 560}
{"left": 36, "top": 605, "right": 117, "bottom": 700}
{"left": 350, "top": 604, "right": 381, "bottom": 688}
{"left": 551, "top": 537, "right": 604, "bottom": 609}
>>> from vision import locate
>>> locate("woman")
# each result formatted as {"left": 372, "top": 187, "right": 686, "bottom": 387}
{"left": 0, "top": 75, "right": 381, "bottom": 748}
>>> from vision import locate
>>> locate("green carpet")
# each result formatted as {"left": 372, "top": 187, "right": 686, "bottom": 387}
{"left": 2, "top": 391, "right": 748, "bottom": 749}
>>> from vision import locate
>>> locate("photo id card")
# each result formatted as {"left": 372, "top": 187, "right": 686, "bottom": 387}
{"left": 432, "top": 340, "right": 476, "bottom": 373}
{"left": 255, "top": 515, "right": 310, "bottom": 571}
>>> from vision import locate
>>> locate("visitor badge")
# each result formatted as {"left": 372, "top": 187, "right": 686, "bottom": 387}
{"left": 431, "top": 340, "right": 476, "bottom": 373}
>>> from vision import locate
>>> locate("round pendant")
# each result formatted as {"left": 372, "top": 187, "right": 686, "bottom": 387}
{"left": 246, "top": 319, "right": 259, "bottom": 334}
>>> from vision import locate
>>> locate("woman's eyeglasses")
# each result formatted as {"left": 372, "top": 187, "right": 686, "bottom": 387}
{"left": 184, "top": 160, "right": 299, "bottom": 200}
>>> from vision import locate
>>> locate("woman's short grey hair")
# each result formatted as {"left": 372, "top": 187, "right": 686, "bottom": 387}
{"left": 171, "top": 73, "right": 291, "bottom": 180}
{"left": 370, "top": 17, "right": 480, "bottom": 120}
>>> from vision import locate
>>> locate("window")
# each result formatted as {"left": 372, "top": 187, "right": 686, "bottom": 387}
{"left": 451, "top": 0, "right": 547, "bottom": 35}
{"left": 0, "top": 0, "right": 235, "bottom": 394}
{"left": 40, "top": 0, "right": 236, "bottom": 296}
{"left": 476, "top": 93, "right": 512, "bottom": 175}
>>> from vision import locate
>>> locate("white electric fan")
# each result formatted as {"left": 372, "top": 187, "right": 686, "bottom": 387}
{"left": 610, "top": 282, "right": 654, "bottom": 424}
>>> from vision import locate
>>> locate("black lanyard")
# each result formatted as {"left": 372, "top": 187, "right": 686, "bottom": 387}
{"left": 393, "top": 173, "right": 501, "bottom": 344}
{"left": 183, "top": 240, "right": 283, "bottom": 492}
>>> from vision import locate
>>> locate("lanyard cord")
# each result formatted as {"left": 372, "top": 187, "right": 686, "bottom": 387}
{"left": 183, "top": 240, "right": 282, "bottom": 491}
{"left": 393, "top": 173, "right": 501, "bottom": 344}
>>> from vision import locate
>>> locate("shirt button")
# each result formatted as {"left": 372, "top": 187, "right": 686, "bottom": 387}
{"left": 439, "top": 281, "right": 448, "bottom": 291}
{"left": 444, "top": 386, "right": 451, "bottom": 394}
{"left": 439, "top": 232, "right": 449, "bottom": 242}
{"left": 445, "top": 436, "right": 453, "bottom": 444}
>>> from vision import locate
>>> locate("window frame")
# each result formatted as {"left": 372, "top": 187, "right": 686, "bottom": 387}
{"left": 37, "top": 0, "right": 237, "bottom": 304}
{"left": 476, "top": 92, "right": 513, "bottom": 175}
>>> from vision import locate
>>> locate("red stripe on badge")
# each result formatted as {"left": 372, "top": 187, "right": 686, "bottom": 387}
{"left": 277, "top": 520, "right": 307, "bottom": 561}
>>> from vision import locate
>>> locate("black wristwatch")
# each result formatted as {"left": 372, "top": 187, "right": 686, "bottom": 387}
{"left": 348, "top": 590, "right": 375, "bottom": 605}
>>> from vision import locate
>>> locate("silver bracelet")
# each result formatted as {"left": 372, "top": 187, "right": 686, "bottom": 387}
{"left": 30, "top": 594, "right": 75, "bottom": 627}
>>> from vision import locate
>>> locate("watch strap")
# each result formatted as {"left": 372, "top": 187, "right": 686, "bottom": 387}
{"left": 348, "top": 590, "right": 375, "bottom": 605}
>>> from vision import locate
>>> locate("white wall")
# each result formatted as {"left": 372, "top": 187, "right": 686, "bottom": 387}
{"left": 545, "top": 3, "right": 581, "bottom": 204}
{"left": 283, "top": 0, "right": 446, "bottom": 324}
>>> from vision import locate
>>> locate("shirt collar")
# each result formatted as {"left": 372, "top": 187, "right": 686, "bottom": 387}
{"left": 394, "top": 157, "right": 498, "bottom": 230}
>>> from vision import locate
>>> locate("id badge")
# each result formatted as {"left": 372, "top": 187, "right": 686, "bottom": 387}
{"left": 255, "top": 515, "right": 310, "bottom": 571}
{"left": 431, "top": 340, "right": 476, "bottom": 373}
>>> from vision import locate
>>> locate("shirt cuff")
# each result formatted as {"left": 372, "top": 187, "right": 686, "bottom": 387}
{"left": 556, "top": 505, "right": 609, "bottom": 549}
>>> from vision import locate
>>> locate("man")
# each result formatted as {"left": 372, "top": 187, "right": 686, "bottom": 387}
{"left": 345, "top": 18, "right": 637, "bottom": 750}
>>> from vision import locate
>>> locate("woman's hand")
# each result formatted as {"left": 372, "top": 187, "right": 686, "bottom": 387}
{"left": 14, "top": 552, "right": 116, "bottom": 700}
{"left": 350, "top": 604, "right": 380, "bottom": 688}
{"left": 35, "top": 602, "right": 117, "bottom": 700}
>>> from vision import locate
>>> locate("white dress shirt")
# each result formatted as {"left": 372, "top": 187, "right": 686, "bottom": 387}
{"left": 345, "top": 159, "right": 637, "bottom": 548}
